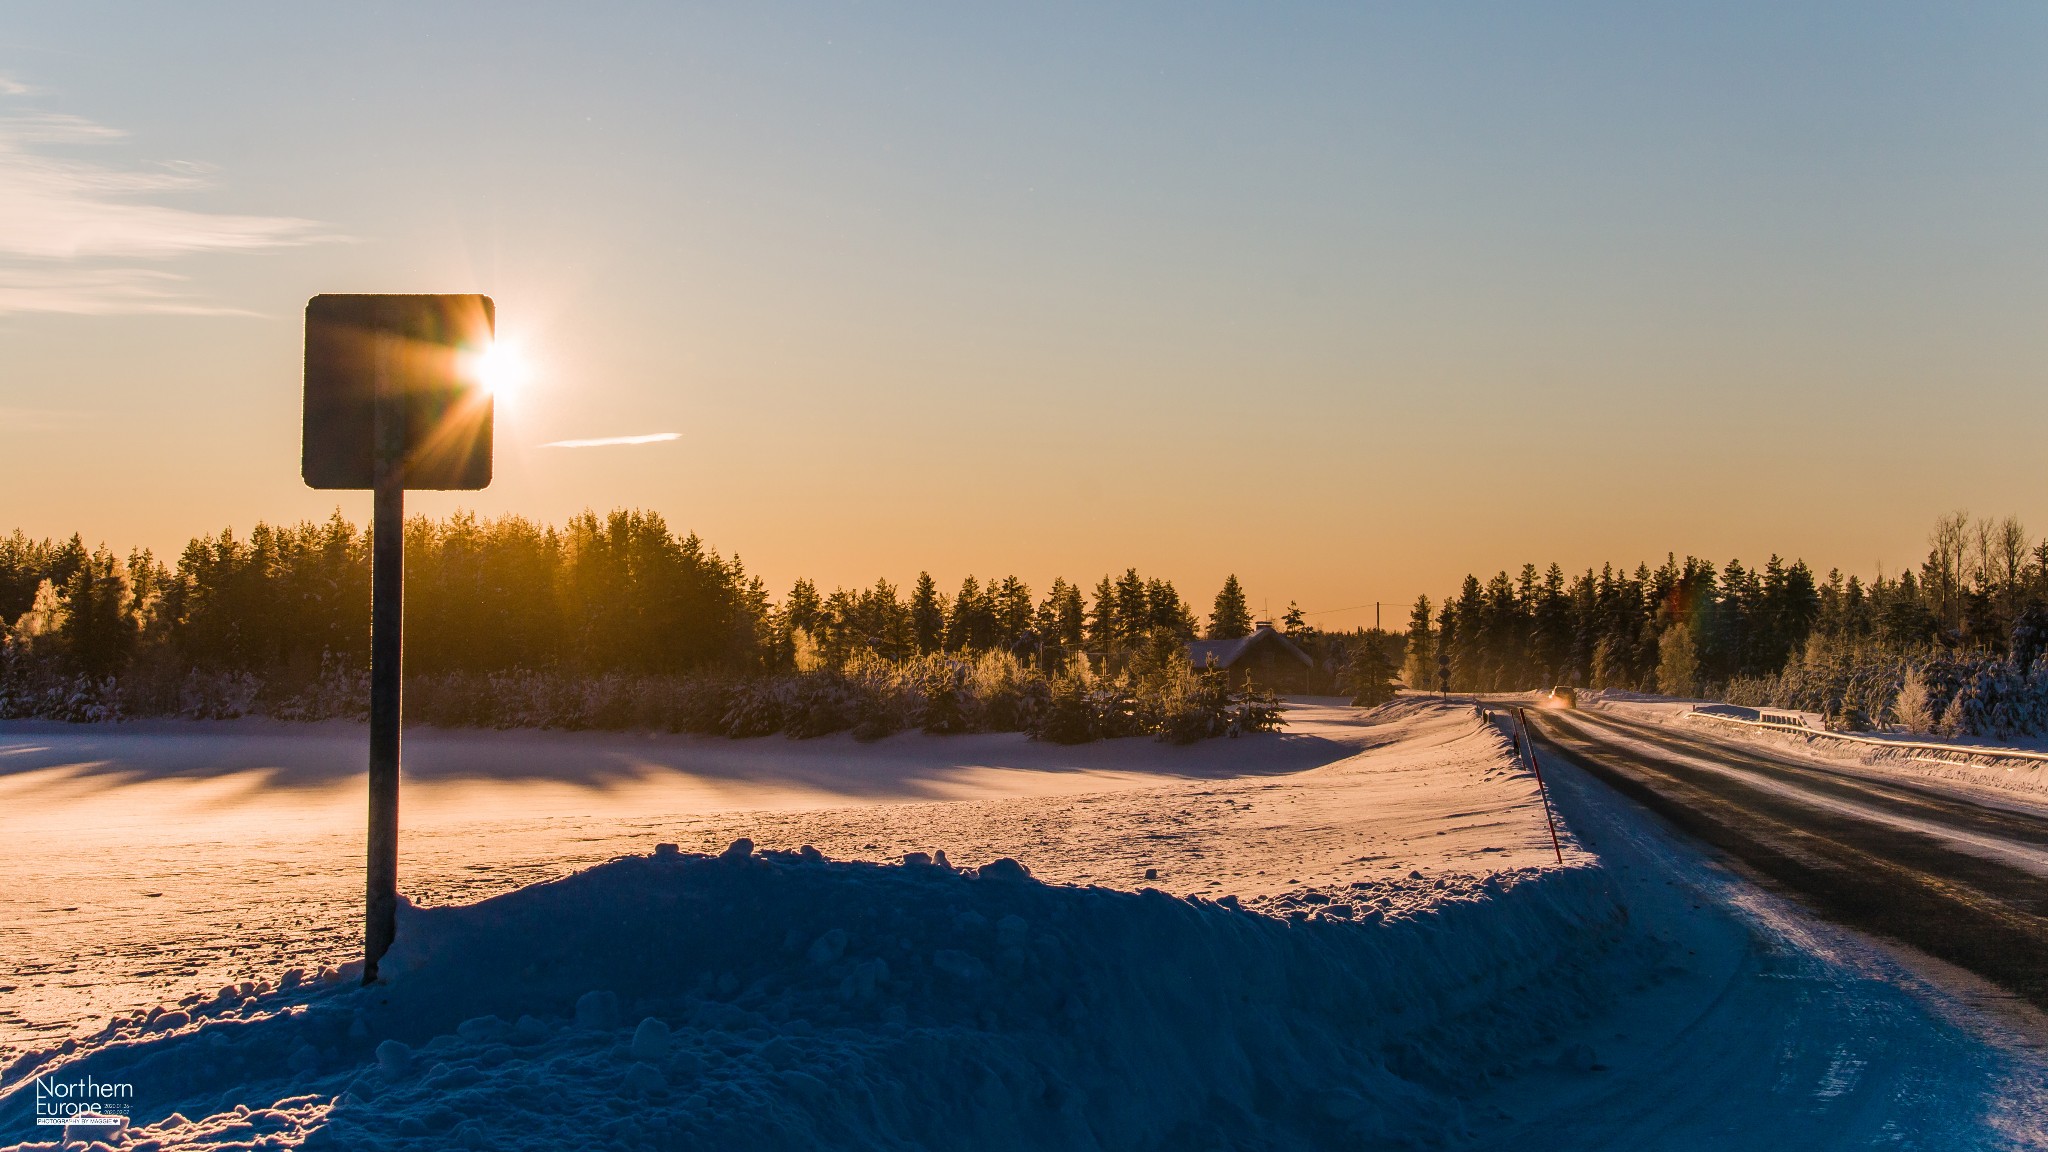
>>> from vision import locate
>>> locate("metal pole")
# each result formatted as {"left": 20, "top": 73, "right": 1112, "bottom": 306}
{"left": 364, "top": 315, "right": 405, "bottom": 983}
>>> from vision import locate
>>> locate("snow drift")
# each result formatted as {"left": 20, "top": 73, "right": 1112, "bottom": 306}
{"left": 2, "top": 843, "right": 1634, "bottom": 1151}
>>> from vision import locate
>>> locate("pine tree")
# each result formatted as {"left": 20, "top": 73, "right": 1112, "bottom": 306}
{"left": 784, "top": 579, "right": 822, "bottom": 636}
{"left": 1401, "top": 595, "right": 1434, "bottom": 688}
{"left": 1344, "top": 637, "right": 1396, "bottom": 707}
{"left": 1209, "top": 575, "right": 1252, "bottom": 640}
{"left": 992, "top": 576, "right": 1034, "bottom": 642}
{"left": 946, "top": 576, "right": 984, "bottom": 652}
{"left": 1086, "top": 575, "right": 1117, "bottom": 651}
{"left": 54, "top": 546, "right": 136, "bottom": 679}
{"left": 1112, "top": 570, "right": 1148, "bottom": 648}
{"left": 909, "top": 573, "right": 946, "bottom": 654}
{"left": 1145, "top": 578, "right": 1198, "bottom": 638}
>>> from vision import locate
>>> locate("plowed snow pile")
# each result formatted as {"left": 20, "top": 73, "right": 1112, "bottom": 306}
{"left": 0, "top": 700, "right": 1642, "bottom": 1150}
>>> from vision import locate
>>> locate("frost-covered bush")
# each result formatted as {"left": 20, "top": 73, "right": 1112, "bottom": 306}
{"left": 720, "top": 680, "right": 786, "bottom": 738}
{"left": 0, "top": 638, "right": 1283, "bottom": 745}
{"left": 1150, "top": 668, "right": 1234, "bottom": 744}
{"left": 968, "top": 651, "right": 1033, "bottom": 732}
{"left": 910, "top": 657, "right": 975, "bottom": 735}
{"left": 779, "top": 673, "right": 858, "bottom": 739}
{"left": 1032, "top": 675, "right": 1099, "bottom": 744}
{"left": 178, "top": 669, "right": 262, "bottom": 719}
{"left": 1939, "top": 660, "right": 2047, "bottom": 741}
{"left": 268, "top": 655, "right": 370, "bottom": 722}
{"left": 1723, "top": 642, "right": 2048, "bottom": 741}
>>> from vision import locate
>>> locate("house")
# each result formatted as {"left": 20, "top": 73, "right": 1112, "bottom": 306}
{"left": 1185, "top": 621, "right": 1314, "bottom": 694}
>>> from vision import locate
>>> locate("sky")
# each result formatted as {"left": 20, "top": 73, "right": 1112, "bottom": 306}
{"left": 2, "top": 3, "right": 2046, "bottom": 628}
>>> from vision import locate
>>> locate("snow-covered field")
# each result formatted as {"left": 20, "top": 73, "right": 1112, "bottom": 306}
{"left": 0, "top": 700, "right": 1551, "bottom": 1063}
{"left": 3, "top": 696, "right": 2045, "bottom": 1149}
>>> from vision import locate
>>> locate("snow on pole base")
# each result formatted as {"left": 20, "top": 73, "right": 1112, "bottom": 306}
{"left": 0, "top": 844, "right": 1638, "bottom": 1151}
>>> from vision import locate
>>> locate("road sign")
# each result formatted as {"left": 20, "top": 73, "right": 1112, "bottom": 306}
{"left": 302, "top": 293, "right": 495, "bottom": 983}
{"left": 302, "top": 294, "right": 495, "bottom": 491}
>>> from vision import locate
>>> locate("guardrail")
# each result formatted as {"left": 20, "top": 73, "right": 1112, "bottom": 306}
{"left": 1679, "top": 708, "right": 2048, "bottom": 768}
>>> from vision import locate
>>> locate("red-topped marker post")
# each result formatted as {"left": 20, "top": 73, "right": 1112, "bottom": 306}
{"left": 302, "top": 294, "right": 496, "bottom": 982}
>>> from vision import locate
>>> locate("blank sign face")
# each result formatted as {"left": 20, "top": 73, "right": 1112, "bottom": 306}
{"left": 302, "top": 294, "right": 496, "bottom": 491}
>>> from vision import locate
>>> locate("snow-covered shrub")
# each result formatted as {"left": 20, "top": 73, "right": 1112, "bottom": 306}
{"left": 1088, "top": 678, "right": 1146, "bottom": 739}
{"left": 671, "top": 676, "right": 740, "bottom": 735}
{"left": 721, "top": 680, "right": 786, "bottom": 737}
{"left": 178, "top": 669, "right": 261, "bottom": 719}
{"left": 969, "top": 651, "right": 1038, "bottom": 732}
{"left": 1232, "top": 688, "right": 1286, "bottom": 734}
{"left": 1892, "top": 669, "right": 1935, "bottom": 734}
{"left": 837, "top": 654, "right": 911, "bottom": 742}
{"left": 911, "top": 657, "right": 975, "bottom": 735}
{"left": 1151, "top": 668, "right": 1233, "bottom": 744}
{"left": 780, "top": 673, "right": 858, "bottom": 739}
{"left": 1939, "top": 660, "right": 2047, "bottom": 741}
{"left": 269, "top": 655, "right": 369, "bottom": 722}
{"left": 1031, "top": 675, "right": 1098, "bottom": 744}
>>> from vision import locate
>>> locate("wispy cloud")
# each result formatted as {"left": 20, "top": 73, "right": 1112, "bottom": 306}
{"left": 0, "top": 77, "right": 30, "bottom": 97}
{"left": 0, "top": 91, "right": 334, "bottom": 315}
{"left": 541, "top": 432, "right": 683, "bottom": 448}
{"left": 0, "top": 266, "right": 260, "bottom": 316}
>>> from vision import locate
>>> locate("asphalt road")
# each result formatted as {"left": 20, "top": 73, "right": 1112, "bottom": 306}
{"left": 1527, "top": 705, "right": 2048, "bottom": 1009}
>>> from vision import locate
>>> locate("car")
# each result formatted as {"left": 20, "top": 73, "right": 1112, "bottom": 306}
{"left": 1544, "top": 685, "right": 1577, "bottom": 709}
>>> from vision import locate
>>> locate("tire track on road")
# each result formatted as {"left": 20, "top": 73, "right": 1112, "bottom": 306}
{"left": 1528, "top": 708, "right": 2048, "bottom": 1009}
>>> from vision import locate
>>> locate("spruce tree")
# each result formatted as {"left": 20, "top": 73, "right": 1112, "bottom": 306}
{"left": 1086, "top": 575, "right": 1117, "bottom": 651}
{"left": 909, "top": 573, "right": 946, "bottom": 654}
{"left": 992, "top": 575, "right": 1034, "bottom": 642}
{"left": 946, "top": 576, "right": 983, "bottom": 652}
{"left": 1401, "top": 595, "right": 1434, "bottom": 688}
{"left": 1209, "top": 575, "right": 1252, "bottom": 640}
{"left": 57, "top": 546, "right": 135, "bottom": 679}
{"left": 1344, "top": 637, "right": 1396, "bottom": 707}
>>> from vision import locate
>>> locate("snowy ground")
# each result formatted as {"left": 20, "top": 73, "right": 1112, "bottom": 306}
{"left": 5, "top": 697, "right": 2047, "bottom": 1149}
{"left": 0, "top": 699, "right": 1555, "bottom": 1062}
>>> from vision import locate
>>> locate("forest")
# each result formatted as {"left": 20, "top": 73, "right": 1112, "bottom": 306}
{"left": 0, "top": 510, "right": 1307, "bottom": 743}
{"left": 6, "top": 508, "right": 2046, "bottom": 741}
{"left": 1401, "top": 511, "right": 2048, "bottom": 738}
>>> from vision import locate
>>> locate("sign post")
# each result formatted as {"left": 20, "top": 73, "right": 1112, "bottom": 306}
{"left": 303, "top": 294, "right": 495, "bottom": 983}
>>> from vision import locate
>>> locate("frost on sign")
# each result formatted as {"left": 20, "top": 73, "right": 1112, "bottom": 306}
{"left": 301, "top": 293, "right": 496, "bottom": 491}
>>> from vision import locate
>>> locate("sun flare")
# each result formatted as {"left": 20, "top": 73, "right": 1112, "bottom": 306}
{"left": 469, "top": 340, "right": 534, "bottom": 403}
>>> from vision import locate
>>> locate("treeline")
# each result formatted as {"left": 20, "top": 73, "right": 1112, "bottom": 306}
{"left": 0, "top": 509, "right": 1324, "bottom": 739}
{"left": 1400, "top": 554, "right": 1826, "bottom": 695}
{"left": 1404, "top": 511, "right": 2048, "bottom": 738}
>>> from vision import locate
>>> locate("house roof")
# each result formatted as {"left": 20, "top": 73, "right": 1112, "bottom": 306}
{"left": 1186, "top": 625, "right": 1312, "bottom": 669}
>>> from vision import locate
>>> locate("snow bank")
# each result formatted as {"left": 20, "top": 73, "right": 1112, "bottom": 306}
{"left": 1590, "top": 693, "right": 2048, "bottom": 806}
{"left": 1, "top": 843, "right": 1633, "bottom": 1151}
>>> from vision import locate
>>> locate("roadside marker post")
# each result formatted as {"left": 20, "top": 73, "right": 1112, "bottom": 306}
{"left": 302, "top": 294, "right": 496, "bottom": 983}
{"left": 1515, "top": 708, "right": 1566, "bottom": 865}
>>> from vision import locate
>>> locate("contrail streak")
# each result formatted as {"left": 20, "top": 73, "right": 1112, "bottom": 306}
{"left": 540, "top": 432, "right": 681, "bottom": 448}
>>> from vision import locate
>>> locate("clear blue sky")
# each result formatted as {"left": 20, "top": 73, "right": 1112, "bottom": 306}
{"left": 3, "top": 3, "right": 2046, "bottom": 623}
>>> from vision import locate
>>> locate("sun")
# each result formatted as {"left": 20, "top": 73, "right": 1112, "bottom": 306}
{"left": 469, "top": 340, "right": 534, "bottom": 403}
